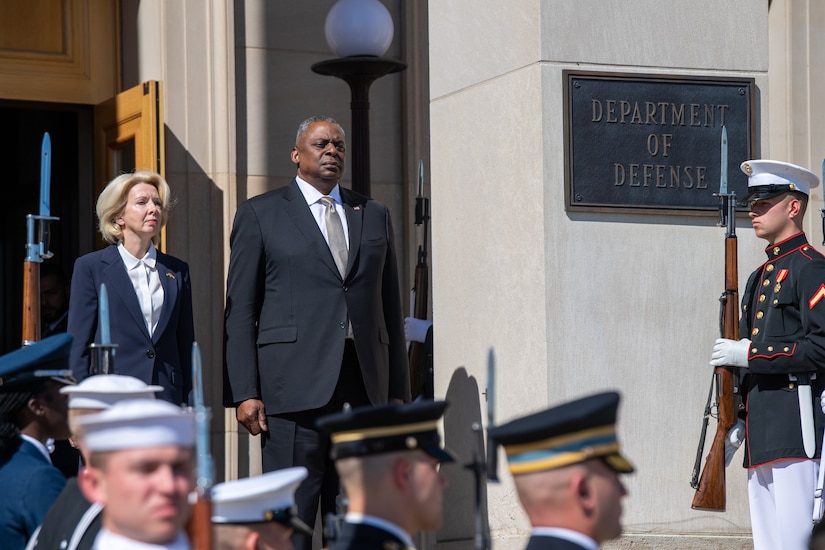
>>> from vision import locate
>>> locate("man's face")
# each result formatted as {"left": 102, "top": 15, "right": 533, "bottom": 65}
{"left": 748, "top": 193, "right": 796, "bottom": 244}
{"left": 407, "top": 452, "right": 448, "bottom": 532}
{"left": 81, "top": 445, "right": 195, "bottom": 544}
{"left": 254, "top": 522, "right": 294, "bottom": 550}
{"left": 587, "top": 459, "right": 627, "bottom": 544}
{"left": 40, "top": 274, "right": 68, "bottom": 324}
{"left": 291, "top": 121, "right": 346, "bottom": 192}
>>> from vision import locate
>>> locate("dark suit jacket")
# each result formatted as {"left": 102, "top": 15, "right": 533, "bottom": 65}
{"left": 0, "top": 439, "right": 66, "bottom": 549}
{"left": 68, "top": 244, "right": 195, "bottom": 405}
{"left": 525, "top": 535, "right": 592, "bottom": 549}
{"left": 223, "top": 180, "right": 409, "bottom": 412}
{"left": 27, "top": 477, "right": 100, "bottom": 550}
{"left": 328, "top": 522, "right": 410, "bottom": 550}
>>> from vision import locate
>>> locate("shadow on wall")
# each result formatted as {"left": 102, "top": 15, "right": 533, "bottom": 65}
{"left": 439, "top": 367, "right": 491, "bottom": 547}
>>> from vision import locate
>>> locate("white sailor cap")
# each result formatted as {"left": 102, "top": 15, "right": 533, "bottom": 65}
{"left": 72, "top": 398, "right": 195, "bottom": 452}
{"left": 740, "top": 159, "right": 820, "bottom": 203}
{"left": 60, "top": 374, "right": 163, "bottom": 409}
{"left": 211, "top": 467, "right": 312, "bottom": 535}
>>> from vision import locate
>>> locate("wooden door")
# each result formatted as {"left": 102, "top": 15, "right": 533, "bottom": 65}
{"left": 93, "top": 81, "right": 165, "bottom": 249}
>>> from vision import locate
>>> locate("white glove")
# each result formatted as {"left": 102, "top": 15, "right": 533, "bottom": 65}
{"left": 710, "top": 338, "right": 750, "bottom": 368}
{"left": 724, "top": 419, "right": 746, "bottom": 466}
{"left": 404, "top": 317, "right": 433, "bottom": 343}
{"left": 820, "top": 389, "right": 825, "bottom": 414}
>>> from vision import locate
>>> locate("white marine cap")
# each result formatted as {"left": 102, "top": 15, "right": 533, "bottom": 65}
{"left": 60, "top": 374, "right": 164, "bottom": 409}
{"left": 72, "top": 398, "right": 195, "bottom": 452}
{"left": 211, "top": 467, "right": 312, "bottom": 535}
{"left": 740, "top": 159, "right": 820, "bottom": 202}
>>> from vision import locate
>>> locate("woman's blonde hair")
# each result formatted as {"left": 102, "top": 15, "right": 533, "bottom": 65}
{"left": 96, "top": 171, "right": 174, "bottom": 245}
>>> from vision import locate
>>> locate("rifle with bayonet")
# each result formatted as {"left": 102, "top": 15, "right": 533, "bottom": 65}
{"left": 89, "top": 283, "right": 118, "bottom": 375}
{"left": 409, "top": 159, "right": 432, "bottom": 400}
{"left": 22, "top": 132, "right": 58, "bottom": 346}
{"left": 189, "top": 342, "right": 215, "bottom": 550}
{"left": 815, "top": 158, "right": 825, "bottom": 524}
{"left": 690, "top": 126, "right": 740, "bottom": 511}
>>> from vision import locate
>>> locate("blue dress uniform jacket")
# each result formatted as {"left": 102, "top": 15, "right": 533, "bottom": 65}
{"left": 68, "top": 245, "right": 195, "bottom": 406}
{"left": 740, "top": 232, "right": 825, "bottom": 466}
{"left": 525, "top": 536, "right": 591, "bottom": 550}
{"left": 328, "top": 522, "right": 410, "bottom": 550}
{"left": 0, "top": 439, "right": 66, "bottom": 549}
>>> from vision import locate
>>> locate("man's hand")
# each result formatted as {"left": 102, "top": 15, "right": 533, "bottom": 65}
{"left": 405, "top": 317, "right": 433, "bottom": 343}
{"left": 710, "top": 338, "right": 751, "bottom": 368}
{"left": 236, "top": 398, "right": 268, "bottom": 435}
{"left": 725, "top": 419, "right": 746, "bottom": 466}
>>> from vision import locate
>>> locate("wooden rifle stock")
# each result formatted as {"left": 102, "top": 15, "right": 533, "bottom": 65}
{"left": 22, "top": 260, "right": 41, "bottom": 345}
{"left": 189, "top": 493, "right": 213, "bottom": 550}
{"left": 691, "top": 235, "right": 739, "bottom": 511}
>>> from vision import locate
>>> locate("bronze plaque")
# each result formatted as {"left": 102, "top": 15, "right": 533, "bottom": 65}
{"left": 563, "top": 71, "right": 757, "bottom": 214}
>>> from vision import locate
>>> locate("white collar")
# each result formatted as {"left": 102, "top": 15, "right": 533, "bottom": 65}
{"left": 295, "top": 176, "right": 343, "bottom": 206}
{"left": 531, "top": 527, "right": 598, "bottom": 550}
{"left": 19, "top": 434, "right": 51, "bottom": 462}
{"left": 344, "top": 512, "right": 415, "bottom": 548}
{"left": 94, "top": 528, "right": 190, "bottom": 550}
{"left": 118, "top": 242, "right": 157, "bottom": 270}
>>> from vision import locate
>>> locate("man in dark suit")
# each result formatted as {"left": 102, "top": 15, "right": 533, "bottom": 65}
{"left": 223, "top": 115, "right": 410, "bottom": 550}
{"left": 487, "top": 391, "right": 635, "bottom": 550}
{"left": 40, "top": 262, "right": 70, "bottom": 338}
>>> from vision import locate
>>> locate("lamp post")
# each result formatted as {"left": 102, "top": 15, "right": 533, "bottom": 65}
{"left": 311, "top": 0, "right": 406, "bottom": 197}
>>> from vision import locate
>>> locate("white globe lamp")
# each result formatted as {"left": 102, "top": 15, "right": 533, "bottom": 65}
{"left": 324, "top": 0, "right": 394, "bottom": 57}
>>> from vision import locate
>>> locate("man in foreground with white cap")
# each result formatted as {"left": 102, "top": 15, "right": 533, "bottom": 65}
{"left": 709, "top": 159, "right": 825, "bottom": 550}
{"left": 73, "top": 398, "right": 196, "bottom": 549}
{"left": 487, "top": 391, "right": 634, "bottom": 549}
{"left": 27, "top": 374, "right": 164, "bottom": 550}
{"left": 211, "top": 466, "right": 311, "bottom": 550}
{"left": 316, "top": 400, "right": 454, "bottom": 550}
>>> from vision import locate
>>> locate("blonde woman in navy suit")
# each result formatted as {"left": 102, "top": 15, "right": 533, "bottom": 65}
{"left": 67, "top": 171, "right": 194, "bottom": 405}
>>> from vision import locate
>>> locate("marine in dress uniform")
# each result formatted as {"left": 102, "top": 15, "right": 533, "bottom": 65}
{"left": 487, "top": 391, "right": 634, "bottom": 550}
{"left": 26, "top": 374, "right": 163, "bottom": 550}
{"left": 211, "top": 466, "right": 312, "bottom": 550}
{"left": 72, "top": 398, "right": 196, "bottom": 550}
{"left": 0, "top": 333, "right": 75, "bottom": 550}
{"left": 710, "top": 159, "right": 825, "bottom": 550}
{"left": 316, "top": 400, "right": 455, "bottom": 550}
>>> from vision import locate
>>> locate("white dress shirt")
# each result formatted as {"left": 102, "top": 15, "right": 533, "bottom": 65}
{"left": 118, "top": 243, "right": 164, "bottom": 336}
{"left": 295, "top": 176, "right": 350, "bottom": 249}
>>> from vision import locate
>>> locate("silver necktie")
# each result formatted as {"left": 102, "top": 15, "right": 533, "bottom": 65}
{"left": 321, "top": 196, "right": 348, "bottom": 277}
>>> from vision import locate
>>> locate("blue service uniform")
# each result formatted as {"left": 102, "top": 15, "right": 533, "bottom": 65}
{"left": 0, "top": 438, "right": 66, "bottom": 549}
{"left": 739, "top": 232, "right": 825, "bottom": 466}
{"left": 328, "top": 521, "right": 411, "bottom": 550}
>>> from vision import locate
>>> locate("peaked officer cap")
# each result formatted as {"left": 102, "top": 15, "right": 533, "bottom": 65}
{"left": 211, "top": 466, "right": 312, "bottom": 535}
{"left": 316, "top": 400, "right": 456, "bottom": 463}
{"left": 0, "top": 333, "right": 75, "bottom": 390}
{"left": 488, "top": 391, "right": 634, "bottom": 476}
{"left": 741, "top": 159, "right": 820, "bottom": 203}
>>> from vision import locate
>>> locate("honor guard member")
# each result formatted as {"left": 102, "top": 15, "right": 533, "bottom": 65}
{"left": 487, "top": 391, "right": 634, "bottom": 550}
{"left": 0, "top": 333, "right": 75, "bottom": 549}
{"left": 27, "top": 374, "right": 163, "bottom": 550}
{"left": 316, "top": 400, "right": 455, "bottom": 550}
{"left": 73, "top": 398, "right": 196, "bottom": 550}
{"left": 212, "top": 466, "right": 312, "bottom": 550}
{"left": 709, "top": 159, "right": 825, "bottom": 550}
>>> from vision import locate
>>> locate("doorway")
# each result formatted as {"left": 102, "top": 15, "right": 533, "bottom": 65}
{"left": 0, "top": 102, "right": 94, "bottom": 353}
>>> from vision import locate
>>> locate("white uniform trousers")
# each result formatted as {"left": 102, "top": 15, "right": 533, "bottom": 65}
{"left": 748, "top": 459, "right": 817, "bottom": 550}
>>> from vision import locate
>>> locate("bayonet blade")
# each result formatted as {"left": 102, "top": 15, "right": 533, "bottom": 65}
{"left": 39, "top": 133, "right": 51, "bottom": 217}
{"left": 719, "top": 126, "right": 728, "bottom": 196}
